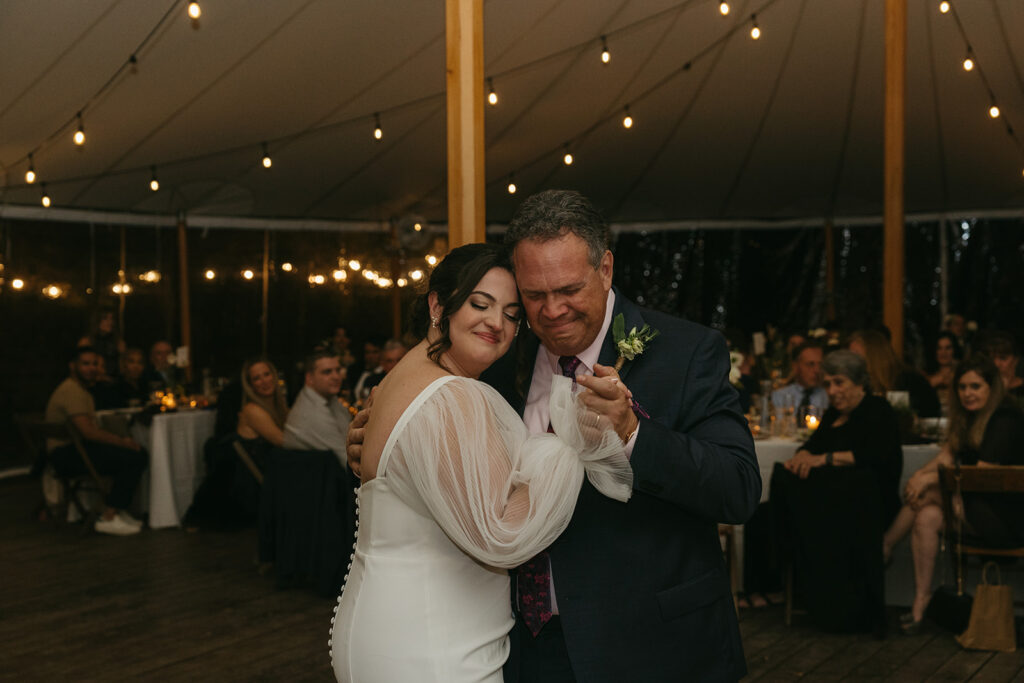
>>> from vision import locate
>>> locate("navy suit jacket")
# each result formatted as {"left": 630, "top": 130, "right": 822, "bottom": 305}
{"left": 484, "top": 289, "right": 760, "bottom": 682}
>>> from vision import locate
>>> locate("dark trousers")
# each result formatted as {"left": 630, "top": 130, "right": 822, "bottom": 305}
{"left": 49, "top": 442, "right": 147, "bottom": 510}
{"left": 509, "top": 615, "right": 576, "bottom": 683}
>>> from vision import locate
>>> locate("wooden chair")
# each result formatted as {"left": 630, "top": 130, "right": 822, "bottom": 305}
{"left": 15, "top": 414, "right": 109, "bottom": 526}
{"left": 937, "top": 465, "right": 1024, "bottom": 595}
{"left": 718, "top": 524, "right": 739, "bottom": 613}
{"left": 233, "top": 440, "right": 264, "bottom": 485}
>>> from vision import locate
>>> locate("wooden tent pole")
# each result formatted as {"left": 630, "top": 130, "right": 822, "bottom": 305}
{"left": 261, "top": 229, "right": 269, "bottom": 354}
{"left": 824, "top": 221, "right": 836, "bottom": 322}
{"left": 883, "top": 0, "right": 906, "bottom": 353}
{"left": 118, "top": 226, "right": 126, "bottom": 335}
{"left": 445, "top": 0, "right": 485, "bottom": 249}
{"left": 176, "top": 216, "right": 193, "bottom": 383}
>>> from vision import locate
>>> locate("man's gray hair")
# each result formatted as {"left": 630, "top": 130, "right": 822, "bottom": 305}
{"left": 504, "top": 189, "right": 610, "bottom": 269}
{"left": 822, "top": 349, "right": 871, "bottom": 389}
{"left": 382, "top": 338, "right": 407, "bottom": 352}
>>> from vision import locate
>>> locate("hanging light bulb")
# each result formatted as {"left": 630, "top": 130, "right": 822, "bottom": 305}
{"left": 373, "top": 113, "right": 383, "bottom": 141}
{"left": 261, "top": 142, "right": 272, "bottom": 169}
{"left": 750, "top": 15, "right": 761, "bottom": 40}
{"left": 348, "top": 259, "right": 361, "bottom": 271}
{"left": 425, "top": 255, "right": 438, "bottom": 266}
{"left": 397, "top": 277, "right": 408, "bottom": 288}
{"left": 44, "top": 285, "right": 63, "bottom": 299}
{"left": 187, "top": 2, "right": 201, "bottom": 19}
{"left": 963, "top": 49, "right": 974, "bottom": 71}
{"left": 622, "top": 106, "right": 633, "bottom": 129}
{"left": 25, "top": 154, "right": 36, "bottom": 184}
{"left": 413, "top": 222, "right": 423, "bottom": 232}
{"left": 989, "top": 104, "right": 1000, "bottom": 118}
{"left": 332, "top": 269, "right": 347, "bottom": 282}
{"left": 600, "top": 36, "right": 610, "bottom": 64}
{"left": 40, "top": 184, "right": 51, "bottom": 208}
{"left": 204, "top": 269, "right": 216, "bottom": 280}
{"left": 281, "top": 262, "right": 294, "bottom": 272}
{"left": 563, "top": 145, "right": 574, "bottom": 166}
{"left": 507, "top": 174, "right": 517, "bottom": 195}
{"left": 73, "top": 113, "right": 85, "bottom": 146}
{"left": 242, "top": 269, "right": 255, "bottom": 280}
{"left": 410, "top": 269, "right": 424, "bottom": 281}
{"left": 939, "top": 1, "right": 950, "bottom": 13}
{"left": 149, "top": 166, "right": 160, "bottom": 192}
{"left": 720, "top": 2, "right": 730, "bottom": 15}
{"left": 487, "top": 78, "right": 498, "bottom": 106}
{"left": 313, "top": 274, "right": 326, "bottom": 285}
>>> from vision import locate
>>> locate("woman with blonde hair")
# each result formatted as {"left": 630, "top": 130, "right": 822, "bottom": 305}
{"left": 882, "top": 355, "right": 1024, "bottom": 632}
{"left": 237, "top": 357, "right": 289, "bottom": 447}
{"left": 847, "top": 329, "right": 939, "bottom": 417}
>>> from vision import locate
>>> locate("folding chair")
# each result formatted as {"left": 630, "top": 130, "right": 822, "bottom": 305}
{"left": 15, "top": 414, "right": 110, "bottom": 528}
{"left": 938, "top": 464, "right": 1024, "bottom": 595}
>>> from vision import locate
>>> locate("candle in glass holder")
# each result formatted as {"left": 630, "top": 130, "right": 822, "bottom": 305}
{"left": 805, "top": 414, "right": 819, "bottom": 431}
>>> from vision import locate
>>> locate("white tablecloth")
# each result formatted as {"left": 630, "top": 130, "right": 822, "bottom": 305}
{"left": 131, "top": 411, "right": 216, "bottom": 529}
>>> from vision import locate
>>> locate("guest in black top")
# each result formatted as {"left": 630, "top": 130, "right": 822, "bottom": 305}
{"left": 771, "top": 349, "right": 902, "bottom": 633}
{"left": 883, "top": 354, "right": 1024, "bottom": 631}
{"left": 848, "top": 329, "right": 940, "bottom": 417}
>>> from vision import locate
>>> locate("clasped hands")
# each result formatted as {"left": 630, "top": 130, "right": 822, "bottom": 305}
{"left": 782, "top": 449, "right": 825, "bottom": 479}
{"left": 345, "top": 364, "right": 639, "bottom": 479}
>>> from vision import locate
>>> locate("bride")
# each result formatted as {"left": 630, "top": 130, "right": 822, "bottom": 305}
{"left": 330, "top": 243, "right": 632, "bottom": 682}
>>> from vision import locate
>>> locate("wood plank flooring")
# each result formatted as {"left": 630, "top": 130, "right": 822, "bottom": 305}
{"left": 2, "top": 474, "right": 1023, "bottom": 681}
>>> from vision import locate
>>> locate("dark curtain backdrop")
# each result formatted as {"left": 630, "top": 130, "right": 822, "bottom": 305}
{"left": 2, "top": 216, "right": 1022, "bottom": 464}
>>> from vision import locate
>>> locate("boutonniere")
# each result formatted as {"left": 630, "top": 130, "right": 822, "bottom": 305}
{"left": 612, "top": 313, "right": 659, "bottom": 372}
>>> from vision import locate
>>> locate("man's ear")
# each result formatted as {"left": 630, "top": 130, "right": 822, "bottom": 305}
{"left": 599, "top": 249, "right": 614, "bottom": 291}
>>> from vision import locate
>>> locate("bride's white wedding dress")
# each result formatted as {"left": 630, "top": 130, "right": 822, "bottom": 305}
{"left": 330, "top": 374, "right": 632, "bottom": 682}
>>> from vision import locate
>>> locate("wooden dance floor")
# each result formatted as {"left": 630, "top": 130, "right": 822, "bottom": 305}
{"left": 2, "top": 473, "right": 1023, "bottom": 681}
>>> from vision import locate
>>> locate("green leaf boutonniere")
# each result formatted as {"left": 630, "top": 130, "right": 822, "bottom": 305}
{"left": 612, "top": 313, "right": 659, "bottom": 371}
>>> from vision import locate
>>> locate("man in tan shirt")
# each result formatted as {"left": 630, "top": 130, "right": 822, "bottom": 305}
{"left": 45, "top": 346, "right": 147, "bottom": 536}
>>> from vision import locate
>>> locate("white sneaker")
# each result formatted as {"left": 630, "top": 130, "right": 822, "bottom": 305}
{"left": 118, "top": 511, "right": 144, "bottom": 529}
{"left": 95, "top": 515, "right": 141, "bottom": 536}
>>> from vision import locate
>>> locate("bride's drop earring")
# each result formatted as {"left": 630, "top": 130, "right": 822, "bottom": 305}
{"left": 431, "top": 315, "right": 440, "bottom": 328}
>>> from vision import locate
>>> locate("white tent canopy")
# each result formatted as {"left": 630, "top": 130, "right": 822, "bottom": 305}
{"left": 1, "top": 0, "right": 1022, "bottom": 226}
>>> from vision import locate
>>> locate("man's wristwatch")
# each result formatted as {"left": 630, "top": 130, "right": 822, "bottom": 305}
{"left": 824, "top": 451, "right": 833, "bottom": 466}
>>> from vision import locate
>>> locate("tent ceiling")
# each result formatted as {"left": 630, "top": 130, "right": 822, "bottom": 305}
{"left": 1, "top": 0, "right": 1022, "bottom": 225}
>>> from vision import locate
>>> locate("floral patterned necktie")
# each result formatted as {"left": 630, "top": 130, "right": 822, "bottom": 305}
{"left": 518, "top": 356, "right": 581, "bottom": 636}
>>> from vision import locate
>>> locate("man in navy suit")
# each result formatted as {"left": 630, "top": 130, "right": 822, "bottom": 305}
{"left": 489, "top": 190, "right": 760, "bottom": 682}
{"left": 349, "top": 190, "right": 760, "bottom": 681}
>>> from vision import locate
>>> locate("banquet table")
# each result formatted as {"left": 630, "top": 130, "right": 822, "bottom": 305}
{"left": 730, "top": 436, "right": 942, "bottom": 606}
{"left": 128, "top": 410, "right": 216, "bottom": 529}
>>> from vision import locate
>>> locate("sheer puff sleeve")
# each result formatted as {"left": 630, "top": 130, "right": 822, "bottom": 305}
{"left": 385, "top": 375, "right": 632, "bottom": 569}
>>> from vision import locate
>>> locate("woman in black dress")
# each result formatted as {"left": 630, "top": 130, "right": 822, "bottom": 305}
{"left": 883, "top": 355, "right": 1024, "bottom": 631}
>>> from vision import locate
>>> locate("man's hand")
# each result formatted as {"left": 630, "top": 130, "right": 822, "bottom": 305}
{"left": 576, "top": 364, "right": 638, "bottom": 443}
{"left": 122, "top": 436, "right": 141, "bottom": 452}
{"left": 783, "top": 450, "right": 825, "bottom": 479}
{"left": 346, "top": 387, "right": 376, "bottom": 479}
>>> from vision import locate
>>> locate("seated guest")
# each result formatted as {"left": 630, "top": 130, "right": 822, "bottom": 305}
{"left": 45, "top": 346, "right": 147, "bottom": 536}
{"left": 361, "top": 338, "right": 407, "bottom": 394}
{"left": 980, "top": 331, "right": 1024, "bottom": 402}
{"left": 927, "top": 332, "right": 962, "bottom": 411}
{"left": 87, "top": 355, "right": 121, "bottom": 410}
{"left": 141, "top": 340, "right": 180, "bottom": 391}
{"left": 848, "top": 329, "right": 941, "bottom": 417}
{"left": 350, "top": 338, "right": 383, "bottom": 402}
{"left": 105, "top": 348, "right": 150, "bottom": 408}
{"left": 77, "top": 307, "right": 124, "bottom": 381}
{"left": 882, "top": 355, "right": 1024, "bottom": 632}
{"left": 772, "top": 342, "right": 828, "bottom": 417}
{"left": 771, "top": 350, "right": 902, "bottom": 632}
{"left": 238, "top": 358, "right": 289, "bottom": 448}
{"left": 283, "top": 347, "right": 351, "bottom": 461}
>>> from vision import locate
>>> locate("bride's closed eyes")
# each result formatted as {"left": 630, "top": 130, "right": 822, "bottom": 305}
{"left": 469, "top": 294, "right": 522, "bottom": 323}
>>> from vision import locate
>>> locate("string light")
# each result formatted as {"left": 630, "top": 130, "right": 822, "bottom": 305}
{"left": 989, "top": 104, "right": 1000, "bottom": 119}
{"left": 413, "top": 222, "right": 423, "bottom": 232}
{"left": 348, "top": 259, "right": 361, "bottom": 271}
{"left": 373, "top": 113, "right": 383, "bottom": 141}
{"left": 332, "top": 269, "right": 347, "bottom": 282}
{"left": 750, "top": 15, "right": 761, "bottom": 40}
{"left": 487, "top": 78, "right": 498, "bottom": 106}
{"left": 397, "top": 277, "right": 408, "bottom": 288}
{"left": 425, "top": 255, "right": 438, "bottom": 266}
{"left": 43, "top": 285, "right": 63, "bottom": 299}
{"left": 362, "top": 269, "right": 377, "bottom": 280}
{"left": 939, "top": 1, "right": 950, "bottom": 13}
{"left": 242, "top": 269, "right": 255, "bottom": 280}
{"left": 962, "top": 49, "right": 974, "bottom": 71}
{"left": 281, "top": 262, "right": 294, "bottom": 272}
{"left": 25, "top": 154, "right": 36, "bottom": 184}
{"left": 204, "top": 269, "right": 216, "bottom": 280}
{"left": 149, "top": 166, "right": 160, "bottom": 192}
{"left": 261, "top": 142, "right": 272, "bottom": 169}
{"left": 600, "top": 36, "right": 610, "bottom": 64}
{"left": 40, "top": 184, "right": 51, "bottom": 208}
{"left": 563, "top": 145, "right": 574, "bottom": 166}
{"left": 11, "top": 279, "right": 25, "bottom": 290}
{"left": 112, "top": 282, "right": 132, "bottom": 295}
{"left": 507, "top": 174, "right": 517, "bottom": 195}
{"left": 719, "top": 2, "right": 730, "bottom": 16}
{"left": 410, "top": 269, "right": 424, "bottom": 281}
{"left": 187, "top": 2, "right": 201, "bottom": 19}
{"left": 139, "top": 270, "right": 161, "bottom": 283}
{"left": 622, "top": 106, "right": 633, "bottom": 129}
{"left": 73, "top": 113, "right": 86, "bottom": 146}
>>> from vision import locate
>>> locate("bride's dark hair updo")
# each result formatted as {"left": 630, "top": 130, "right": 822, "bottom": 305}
{"left": 410, "top": 242, "right": 513, "bottom": 365}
